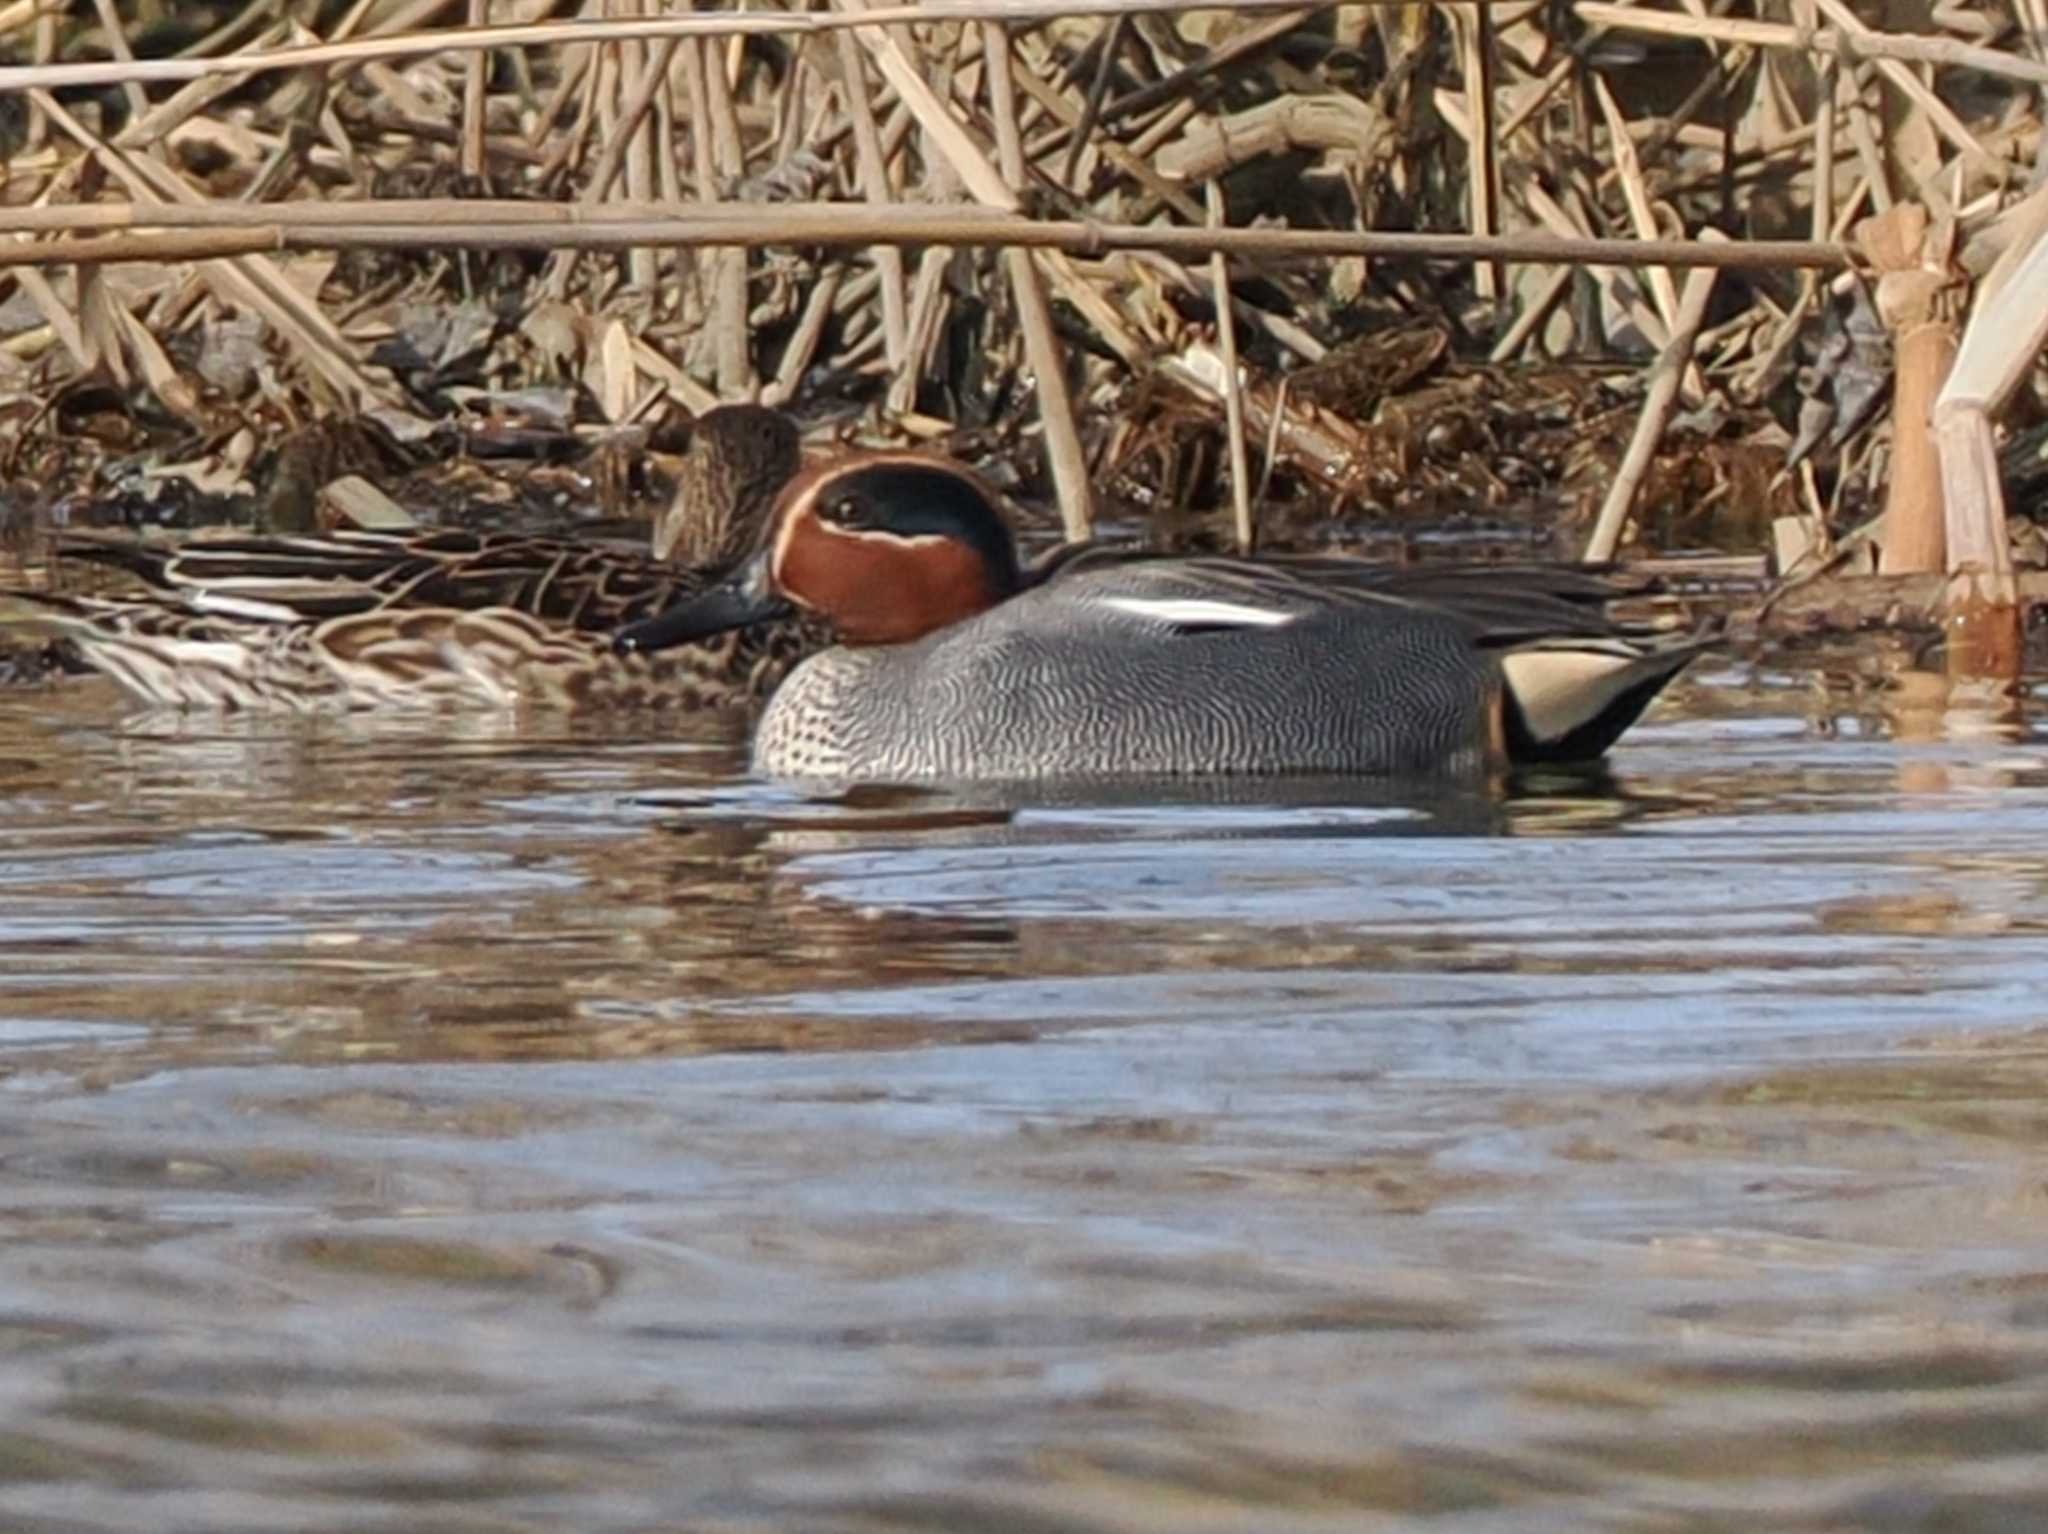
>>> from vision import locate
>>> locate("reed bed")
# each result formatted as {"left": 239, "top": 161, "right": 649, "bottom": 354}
{"left": 2, "top": 0, "right": 2045, "bottom": 623}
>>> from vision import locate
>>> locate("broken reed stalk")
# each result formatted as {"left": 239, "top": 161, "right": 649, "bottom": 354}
{"left": 81, "top": 0, "right": 144, "bottom": 125}
{"left": 1583, "top": 255, "right": 1722, "bottom": 564}
{"left": 1488, "top": 266, "right": 1573, "bottom": 363}
{"left": 1811, "top": 30, "right": 1836, "bottom": 244}
{"left": 1932, "top": 209, "right": 2048, "bottom": 664}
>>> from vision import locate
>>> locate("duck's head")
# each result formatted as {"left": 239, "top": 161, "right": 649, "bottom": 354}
{"left": 652, "top": 403, "right": 802, "bottom": 566}
{"left": 619, "top": 454, "right": 1024, "bottom": 653}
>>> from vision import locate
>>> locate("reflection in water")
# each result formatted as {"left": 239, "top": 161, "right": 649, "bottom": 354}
{"left": 2, "top": 665, "right": 2048, "bottom": 1528}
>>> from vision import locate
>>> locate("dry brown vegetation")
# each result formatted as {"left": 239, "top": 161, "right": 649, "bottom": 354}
{"left": 2, "top": 0, "right": 2046, "bottom": 619}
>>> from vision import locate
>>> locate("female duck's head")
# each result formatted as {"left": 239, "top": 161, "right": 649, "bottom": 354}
{"left": 618, "top": 455, "right": 1024, "bottom": 653}
{"left": 652, "top": 403, "right": 801, "bottom": 565}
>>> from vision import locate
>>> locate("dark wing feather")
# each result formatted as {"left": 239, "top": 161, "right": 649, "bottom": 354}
{"left": 1029, "top": 542, "right": 1651, "bottom": 645}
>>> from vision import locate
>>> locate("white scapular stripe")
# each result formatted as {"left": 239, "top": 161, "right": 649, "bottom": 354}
{"left": 1500, "top": 644, "right": 1641, "bottom": 741}
{"left": 190, "top": 591, "right": 307, "bottom": 624}
{"left": 1100, "top": 595, "right": 1299, "bottom": 629}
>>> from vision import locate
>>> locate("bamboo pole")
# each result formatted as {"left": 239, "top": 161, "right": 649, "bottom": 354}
{"left": 0, "top": 201, "right": 1855, "bottom": 270}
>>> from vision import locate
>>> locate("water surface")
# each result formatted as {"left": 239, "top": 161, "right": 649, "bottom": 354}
{"left": 4, "top": 663, "right": 2048, "bottom": 1532}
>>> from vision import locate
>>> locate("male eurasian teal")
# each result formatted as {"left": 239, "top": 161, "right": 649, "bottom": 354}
{"left": 0, "top": 405, "right": 816, "bottom": 712}
{"left": 617, "top": 453, "right": 1709, "bottom": 782}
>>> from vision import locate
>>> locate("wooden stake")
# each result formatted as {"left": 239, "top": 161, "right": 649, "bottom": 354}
{"left": 1858, "top": 204, "right": 1960, "bottom": 577}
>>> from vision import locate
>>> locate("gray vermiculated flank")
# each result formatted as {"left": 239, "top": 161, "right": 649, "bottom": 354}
{"left": 752, "top": 564, "right": 1501, "bottom": 781}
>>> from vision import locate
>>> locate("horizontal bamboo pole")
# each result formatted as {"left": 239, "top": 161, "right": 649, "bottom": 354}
{"left": 0, "top": 200, "right": 1853, "bottom": 271}
{"left": 0, "top": 229, "right": 280, "bottom": 265}
{"left": 0, "top": 0, "right": 1476, "bottom": 93}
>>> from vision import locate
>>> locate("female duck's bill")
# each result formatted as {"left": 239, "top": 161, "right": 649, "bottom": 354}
{"left": 615, "top": 453, "right": 1709, "bottom": 783}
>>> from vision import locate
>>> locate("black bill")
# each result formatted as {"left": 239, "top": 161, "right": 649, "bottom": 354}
{"left": 614, "top": 551, "right": 792, "bottom": 655}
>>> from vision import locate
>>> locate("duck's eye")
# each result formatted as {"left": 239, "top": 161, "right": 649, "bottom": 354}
{"left": 822, "top": 493, "right": 875, "bottom": 530}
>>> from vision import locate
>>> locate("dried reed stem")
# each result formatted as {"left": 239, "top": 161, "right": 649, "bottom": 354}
{"left": 1936, "top": 212, "right": 2048, "bottom": 616}
{"left": 461, "top": 0, "right": 487, "bottom": 178}
{"left": 837, "top": 26, "right": 909, "bottom": 366}
{"left": 1806, "top": 0, "right": 1993, "bottom": 170}
{"left": 699, "top": 36, "right": 751, "bottom": 393}
{"left": 1207, "top": 181, "right": 1253, "bottom": 556}
{"left": 1574, "top": 2, "right": 2048, "bottom": 90}
{"left": 1584, "top": 257, "right": 1722, "bottom": 563}
{"left": 25, "top": 87, "right": 380, "bottom": 408}
{"left": 1, "top": 0, "right": 1438, "bottom": 93}
{"left": 983, "top": 18, "right": 1095, "bottom": 540}
{"left": 1459, "top": 3, "right": 1501, "bottom": 301}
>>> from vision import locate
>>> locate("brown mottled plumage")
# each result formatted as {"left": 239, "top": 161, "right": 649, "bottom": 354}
{"left": 0, "top": 405, "right": 822, "bottom": 713}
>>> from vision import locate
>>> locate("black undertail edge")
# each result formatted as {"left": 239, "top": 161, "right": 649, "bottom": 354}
{"left": 1499, "top": 646, "right": 1702, "bottom": 766}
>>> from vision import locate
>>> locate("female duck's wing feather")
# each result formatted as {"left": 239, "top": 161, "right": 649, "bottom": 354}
{"left": 53, "top": 526, "right": 717, "bottom": 631}
{"left": 8, "top": 402, "right": 811, "bottom": 712}
{"left": 2, "top": 585, "right": 808, "bottom": 712}
{"left": 15, "top": 527, "right": 822, "bottom": 712}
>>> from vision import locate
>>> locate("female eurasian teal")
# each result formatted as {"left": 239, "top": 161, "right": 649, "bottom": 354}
{"left": 1, "top": 405, "right": 816, "bottom": 712}
{"left": 617, "top": 453, "right": 1709, "bottom": 782}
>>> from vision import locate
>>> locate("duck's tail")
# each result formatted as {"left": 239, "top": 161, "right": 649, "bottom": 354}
{"left": 0, "top": 588, "right": 93, "bottom": 638}
{"left": 1496, "top": 633, "right": 1711, "bottom": 764}
{"left": 0, "top": 589, "right": 289, "bottom": 709}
